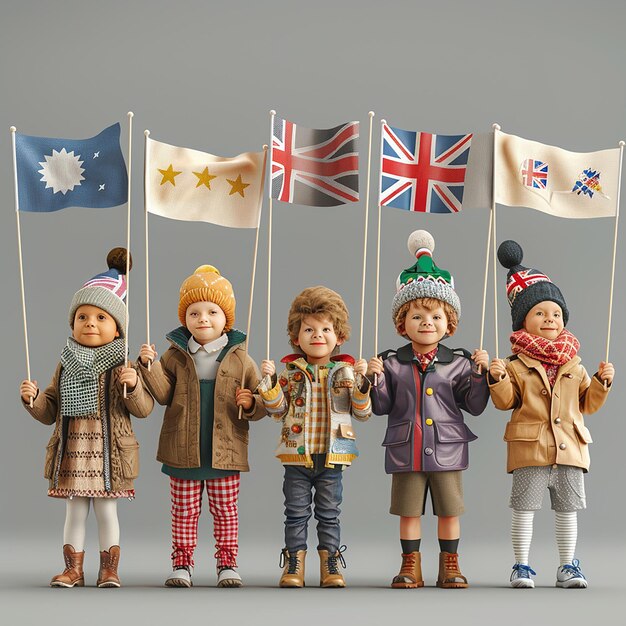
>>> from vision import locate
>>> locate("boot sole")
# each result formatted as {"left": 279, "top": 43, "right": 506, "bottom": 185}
{"left": 391, "top": 581, "right": 424, "bottom": 589}
{"left": 320, "top": 582, "right": 346, "bottom": 588}
{"left": 97, "top": 581, "right": 121, "bottom": 588}
{"left": 165, "top": 578, "right": 192, "bottom": 588}
{"left": 436, "top": 581, "right": 468, "bottom": 588}
{"left": 279, "top": 582, "right": 305, "bottom": 588}
{"left": 217, "top": 579, "right": 243, "bottom": 588}
{"left": 50, "top": 580, "right": 84, "bottom": 588}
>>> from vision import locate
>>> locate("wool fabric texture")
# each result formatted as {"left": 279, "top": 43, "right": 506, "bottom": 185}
{"left": 510, "top": 329, "right": 580, "bottom": 366}
{"left": 59, "top": 337, "right": 127, "bottom": 416}
{"left": 178, "top": 265, "right": 236, "bottom": 330}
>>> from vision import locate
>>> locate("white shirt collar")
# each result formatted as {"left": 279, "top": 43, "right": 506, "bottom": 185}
{"left": 187, "top": 333, "right": 229, "bottom": 355}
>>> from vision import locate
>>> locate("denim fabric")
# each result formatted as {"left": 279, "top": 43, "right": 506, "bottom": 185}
{"left": 283, "top": 455, "right": 344, "bottom": 553}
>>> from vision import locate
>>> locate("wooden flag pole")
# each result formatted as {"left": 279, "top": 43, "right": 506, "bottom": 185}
{"left": 358, "top": 111, "right": 375, "bottom": 360}
{"left": 123, "top": 112, "right": 133, "bottom": 398}
{"left": 604, "top": 140, "right": 624, "bottom": 380}
{"left": 478, "top": 208, "right": 493, "bottom": 354}
{"left": 238, "top": 146, "right": 268, "bottom": 420}
{"left": 491, "top": 123, "right": 501, "bottom": 360}
{"left": 267, "top": 110, "right": 276, "bottom": 361}
{"left": 143, "top": 129, "right": 151, "bottom": 370}
{"left": 11, "top": 125, "right": 33, "bottom": 407}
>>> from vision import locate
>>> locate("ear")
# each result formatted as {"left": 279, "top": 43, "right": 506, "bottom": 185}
{"left": 115, "top": 330, "right": 120, "bottom": 338}
{"left": 446, "top": 323, "right": 456, "bottom": 337}
{"left": 336, "top": 337, "right": 344, "bottom": 346}
{"left": 292, "top": 338, "right": 300, "bottom": 347}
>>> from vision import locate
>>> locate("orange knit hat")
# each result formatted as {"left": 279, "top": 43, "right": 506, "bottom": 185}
{"left": 178, "top": 265, "right": 236, "bottom": 331}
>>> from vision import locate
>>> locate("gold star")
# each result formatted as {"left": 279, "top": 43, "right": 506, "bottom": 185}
{"left": 226, "top": 174, "right": 250, "bottom": 197}
{"left": 193, "top": 167, "right": 217, "bottom": 189}
{"left": 158, "top": 164, "right": 182, "bottom": 186}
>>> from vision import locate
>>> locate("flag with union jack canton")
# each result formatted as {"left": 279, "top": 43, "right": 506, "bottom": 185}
{"left": 380, "top": 125, "right": 474, "bottom": 213}
{"left": 271, "top": 117, "right": 359, "bottom": 206}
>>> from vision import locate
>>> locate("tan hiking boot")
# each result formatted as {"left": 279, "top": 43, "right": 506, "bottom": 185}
{"left": 318, "top": 549, "right": 346, "bottom": 588}
{"left": 97, "top": 545, "right": 121, "bottom": 588}
{"left": 50, "top": 544, "right": 85, "bottom": 588}
{"left": 279, "top": 549, "right": 306, "bottom": 587}
{"left": 391, "top": 551, "right": 424, "bottom": 588}
{"left": 436, "top": 551, "right": 468, "bottom": 588}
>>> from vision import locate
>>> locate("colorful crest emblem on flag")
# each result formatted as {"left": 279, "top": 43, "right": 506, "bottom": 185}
{"left": 380, "top": 125, "right": 473, "bottom": 213}
{"left": 572, "top": 168, "right": 608, "bottom": 199}
{"left": 520, "top": 159, "right": 549, "bottom": 189}
{"left": 271, "top": 118, "right": 359, "bottom": 207}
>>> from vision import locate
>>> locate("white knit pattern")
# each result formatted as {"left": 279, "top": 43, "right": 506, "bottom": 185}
{"left": 511, "top": 509, "right": 535, "bottom": 565}
{"left": 555, "top": 511, "right": 578, "bottom": 565}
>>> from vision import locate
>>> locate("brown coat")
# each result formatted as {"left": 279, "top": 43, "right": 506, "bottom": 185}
{"left": 139, "top": 328, "right": 266, "bottom": 471}
{"left": 489, "top": 353, "right": 610, "bottom": 473}
{"left": 23, "top": 363, "right": 154, "bottom": 491}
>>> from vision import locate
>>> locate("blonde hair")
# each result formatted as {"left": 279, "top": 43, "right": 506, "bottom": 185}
{"left": 287, "top": 286, "right": 351, "bottom": 348}
{"left": 394, "top": 297, "right": 458, "bottom": 338}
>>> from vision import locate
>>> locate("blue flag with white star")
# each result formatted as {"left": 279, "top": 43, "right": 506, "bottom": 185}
{"left": 15, "top": 123, "right": 128, "bottom": 212}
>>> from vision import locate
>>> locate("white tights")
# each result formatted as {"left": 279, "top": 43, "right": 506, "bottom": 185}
{"left": 63, "top": 497, "right": 120, "bottom": 551}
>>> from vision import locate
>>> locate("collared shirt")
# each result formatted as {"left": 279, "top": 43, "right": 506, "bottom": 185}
{"left": 187, "top": 333, "right": 229, "bottom": 380}
{"left": 306, "top": 364, "right": 331, "bottom": 454}
{"left": 413, "top": 346, "right": 438, "bottom": 372}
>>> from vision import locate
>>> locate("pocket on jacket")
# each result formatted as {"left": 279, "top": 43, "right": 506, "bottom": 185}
{"left": 382, "top": 421, "right": 412, "bottom": 471}
{"left": 503, "top": 421, "right": 543, "bottom": 442}
{"left": 572, "top": 422, "right": 593, "bottom": 444}
{"left": 433, "top": 422, "right": 475, "bottom": 468}
{"left": 433, "top": 422, "right": 477, "bottom": 444}
{"left": 117, "top": 436, "right": 140, "bottom": 479}
{"left": 44, "top": 437, "right": 60, "bottom": 479}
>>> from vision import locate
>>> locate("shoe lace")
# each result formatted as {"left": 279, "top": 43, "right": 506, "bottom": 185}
{"left": 444, "top": 552, "right": 460, "bottom": 572}
{"left": 399, "top": 552, "right": 417, "bottom": 575}
{"left": 279, "top": 549, "right": 301, "bottom": 574}
{"left": 214, "top": 547, "right": 237, "bottom": 569}
{"left": 512, "top": 563, "right": 536, "bottom": 577}
{"left": 561, "top": 559, "right": 585, "bottom": 578}
{"left": 326, "top": 545, "right": 347, "bottom": 574}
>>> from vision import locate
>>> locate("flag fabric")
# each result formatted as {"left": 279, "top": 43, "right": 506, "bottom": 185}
{"left": 271, "top": 117, "right": 359, "bottom": 206}
{"left": 495, "top": 131, "right": 620, "bottom": 218}
{"left": 380, "top": 124, "right": 492, "bottom": 213}
{"left": 15, "top": 123, "right": 128, "bottom": 213}
{"left": 145, "top": 137, "right": 265, "bottom": 229}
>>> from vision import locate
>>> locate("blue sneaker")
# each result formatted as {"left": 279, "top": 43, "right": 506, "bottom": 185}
{"left": 510, "top": 563, "right": 536, "bottom": 588}
{"left": 556, "top": 559, "right": 588, "bottom": 588}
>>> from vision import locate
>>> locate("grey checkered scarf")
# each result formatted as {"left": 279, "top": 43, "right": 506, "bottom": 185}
{"left": 59, "top": 337, "right": 126, "bottom": 417}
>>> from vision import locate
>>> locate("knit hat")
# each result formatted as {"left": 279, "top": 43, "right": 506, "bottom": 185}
{"left": 391, "top": 230, "right": 461, "bottom": 323}
{"left": 178, "top": 265, "right": 235, "bottom": 330}
{"left": 497, "top": 240, "right": 569, "bottom": 331}
{"left": 68, "top": 248, "right": 131, "bottom": 336}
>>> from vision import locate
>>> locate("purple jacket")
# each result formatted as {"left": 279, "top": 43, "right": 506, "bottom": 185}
{"left": 372, "top": 343, "right": 489, "bottom": 474}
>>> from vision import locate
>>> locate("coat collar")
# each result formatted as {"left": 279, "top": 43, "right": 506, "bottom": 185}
{"left": 516, "top": 352, "right": 582, "bottom": 389}
{"left": 396, "top": 342, "right": 454, "bottom": 364}
{"left": 166, "top": 326, "right": 246, "bottom": 354}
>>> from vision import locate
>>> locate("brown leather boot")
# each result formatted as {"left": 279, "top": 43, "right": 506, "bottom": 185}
{"left": 391, "top": 551, "right": 424, "bottom": 588}
{"left": 279, "top": 549, "right": 306, "bottom": 587}
{"left": 436, "top": 552, "right": 468, "bottom": 588}
{"left": 318, "top": 549, "right": 346, "bottom": 588}
{"left": 97, "top": 545, "right": 121, "bottom": 588}
{"left": 50, "top": 544, "right": 85, "bottom": 588}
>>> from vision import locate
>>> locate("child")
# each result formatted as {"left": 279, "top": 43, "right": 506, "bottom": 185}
{"left": 489, "top": 240, "right": 614, "bottom": 589}
{"left": 367, "top": 230, "right": 489, "bottom": 589}
{"left": 259, "top": 286, "right": 371, "bottom": 588}
{"left": 19, "top": 248, "right": 153, "bottom": 588}
{"left": 138, "top": 265, "right": 265, "bottom": 588}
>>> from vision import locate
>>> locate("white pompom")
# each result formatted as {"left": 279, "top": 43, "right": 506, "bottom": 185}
{"left": 407, "top": 230, "right": 435, "bottom": 257}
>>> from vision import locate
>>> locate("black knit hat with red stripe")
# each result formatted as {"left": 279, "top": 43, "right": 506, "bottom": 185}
{"left": 498, "top": 240, "right": 568, "bottom": 331}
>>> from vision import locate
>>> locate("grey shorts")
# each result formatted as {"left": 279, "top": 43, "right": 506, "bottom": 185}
{"left": 510, "top": 465, "right": 586, "bottom": 512}
{"left": 390, "top": 471, "right": 464, "bottom": 517}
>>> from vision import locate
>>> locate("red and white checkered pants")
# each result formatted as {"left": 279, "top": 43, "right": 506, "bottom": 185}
{"left": 170, "top": 475, "right": 240, "bottom": 568}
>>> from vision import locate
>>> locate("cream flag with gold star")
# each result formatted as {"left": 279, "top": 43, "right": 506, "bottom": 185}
{"left": 145, "top": 137, "right": 265, "bottom": 228}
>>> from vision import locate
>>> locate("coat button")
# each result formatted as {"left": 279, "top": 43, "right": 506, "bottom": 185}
{"left": 426, "top": 388, "right": 434, "bottom": 396}
{"left": 541, "top": 389, "right": 548, "bottom": 395}
{"left": 216, "top": 423, "right": 223, "bottom": 430}
{"left": 425, "top": 419, "right": 433, "bottom": 426}
{"left": 218, "top": 396, "right": 224, "bottom": 402}
{"left": 291, "top": 424, "right": 302, "bottom": 434}
{"left": 559, "top": 443, "right": 566, "bottom": 450}
{"left": 424, "top": 447, "right": 433, "bottom": 455}
{"left": 295, "top": 398, "right": 304, "bottom": 407}
{"left": 554, "top": 417, "right": 561, "bottom": 424}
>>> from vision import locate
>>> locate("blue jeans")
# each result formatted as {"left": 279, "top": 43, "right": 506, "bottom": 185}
{"left": 283, "top": 455, "right": 344, "bottom": 553}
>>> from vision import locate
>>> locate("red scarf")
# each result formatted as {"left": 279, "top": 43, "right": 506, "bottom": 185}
{"left": 510, "top": 328, "right": 580, "bottom": 386}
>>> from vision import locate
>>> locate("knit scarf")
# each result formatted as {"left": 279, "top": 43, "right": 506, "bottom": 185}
{"left": 60, "top": 337, "right": 126, "bottom": 417}
{"left": 510, "top": 329, "right": 579, "bottom": 387}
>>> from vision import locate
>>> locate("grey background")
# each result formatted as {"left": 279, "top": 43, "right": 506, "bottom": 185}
{"left": 1, "top": 0, "right": 624, "bottom": 624}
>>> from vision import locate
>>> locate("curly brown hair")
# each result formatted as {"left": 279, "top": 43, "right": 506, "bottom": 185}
{"left": 394, "top": 297, "right": 458, "bottom": 338}
{"left": 287, "top": 286, "right": 351, "bottom": 348}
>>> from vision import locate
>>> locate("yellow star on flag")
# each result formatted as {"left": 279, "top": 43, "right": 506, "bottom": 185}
{"left": 193, "top": 167, "right": 217, "bottom": 189}
{"left": 226, "top": 174, "right": 250, "bottom": 197}
{"left": 158, "top": 164, "right": 182, "bottom": 186}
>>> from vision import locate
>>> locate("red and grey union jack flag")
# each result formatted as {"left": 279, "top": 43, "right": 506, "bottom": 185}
{"left": 521, "top": 159, "right": 549, "bottom": 189}
{"left": 271, "top": 117, "right": 359, "bottom": 207}
{"left": 380, "top": 124, "right": 473, "bottom": 213}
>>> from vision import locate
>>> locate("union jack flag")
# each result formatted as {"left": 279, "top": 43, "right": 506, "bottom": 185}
{"left": 380, "top": 125, "right": 473, "bottom": 213}
{"left": 521, "top": 159, "right": 549, "bottom": 189}
{"left": 506, "top": 269, "right": 551, "bottom": 304}
{"left": 83, "top": 269, "right": 127, "bottom": 301}
{"left": 271, "top": 117, "right": 359, "bottom": 206}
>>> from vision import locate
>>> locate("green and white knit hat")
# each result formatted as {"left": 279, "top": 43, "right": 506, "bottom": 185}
{"left": 68, "top": 248, "right": 131, "bottom": 336}
{"left": 391, "top": 230, "right": 461, "bottom": 322}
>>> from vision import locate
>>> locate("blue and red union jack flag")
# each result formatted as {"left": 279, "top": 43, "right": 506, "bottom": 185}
{"left": 521, "top": 159, "right": 549, "bottom": 189}
{"left": 506, "top": 269, "right": 551, "bottom": 305}
{"left": 271, "top": 117, "right": 359, "bottom": 207}
{"left": 380, "top": 125, "right": 473, "bottom": 213}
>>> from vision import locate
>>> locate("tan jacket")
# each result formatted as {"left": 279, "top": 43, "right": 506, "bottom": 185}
{"left": 139, "top": 327, "right": 266, "bottom": 471}
{"left": 489, "top": 353, "right": 610, "bottom": 473}
{"left": 24, "top": 363, "right": 154, "bottom": 491}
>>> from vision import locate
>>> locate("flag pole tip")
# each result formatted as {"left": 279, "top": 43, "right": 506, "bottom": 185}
{"left": 127, "top": 111, "right": 134, "bottom": 118}
{"left": 619, "top": 140, "right": 625, "bottom": 147}
{"left": 381, "top": 119, "right": 387, "bottom": 125}
{"left": 368, "top": 111, "right": 375, "bottom": 117}
{"left": 492, "top": 123, "right": 501, "bottom": 131}
{"left": 262, "top": 144, "right": 268, "bottom": 151}
{"left": 144, "top": 130, "right": 150, "bottom": 137}
{"left": 269, "top": 109, "right": 276, "bottom": 116}
{"left": 10, "top": 126, "right": 16, "bottom": 132}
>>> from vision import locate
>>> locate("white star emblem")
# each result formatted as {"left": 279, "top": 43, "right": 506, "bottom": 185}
{"left": 99, "top": 184, "right": 105, "bottom": 191}
{"left": 93, "top": 151, "right": 100, "bottom": 159}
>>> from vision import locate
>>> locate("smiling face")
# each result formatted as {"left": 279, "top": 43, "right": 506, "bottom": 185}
{"left": 402, "top": 300, "right": 451, "bottom": 354}
{"left": 293, "top": 315, "right": 343, "bottom": 365}
{"left": 72, "top": 304, "right": 119, "bottom": 347}
{"left": 523, "top": 301, "right": 564, "bottom": 340}
{"left": 185, "top": 300, "right": 227, "bottom": 345}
